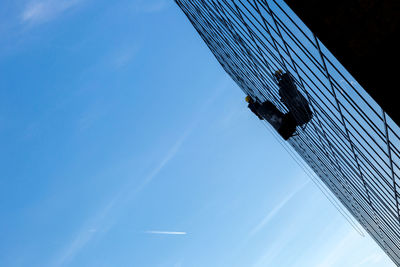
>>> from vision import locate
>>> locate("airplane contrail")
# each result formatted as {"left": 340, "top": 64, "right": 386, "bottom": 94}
{"left": 145, "top": 231, "right": 187, "bottom": 235}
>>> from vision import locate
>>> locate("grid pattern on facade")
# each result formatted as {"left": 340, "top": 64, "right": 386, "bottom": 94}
{"left": 175, "top": 0, "right": 400, "bottom": 265}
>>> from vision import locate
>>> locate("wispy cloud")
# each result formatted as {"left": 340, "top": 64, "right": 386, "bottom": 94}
{"left": 52, "top": 78, "right": 229, "bottom": 266}
{"left": 52, "top": 135, "right": 185, "bottom": 266}
{"left": 21, "top": 0, "right": 82, "bottom": 24}
{"left": 53, "top": 198, "right": 118, "bottom": 266}
{"left": 252, "top": 227, "right": 295, "bottom": 267}
{"left": 229, "top": 180, "right": 309, "bottom": 267}
{"left": 249, "top": 181, "right": 308, "bottom": 237}
{"left": 355, "top": 253, "right": 384, "bottom": 267}
{"left": 134, "top": 0, "right": 169, "bottom": 13}
{"left": 173, "top": 259, "right": 184, "bottom": 267}
{"left": 145, "top": 231, "right": 187, "bottom": 235}
{"left": 111, "top": 45, "right": 139, "bottom": 69}
{"left": 314, "top": 227, "right": 388, "bottom": 267}
{"left": 316, "top": 230, "right": 358, "bottom": 267}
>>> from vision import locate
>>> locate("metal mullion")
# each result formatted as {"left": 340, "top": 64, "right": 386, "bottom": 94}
{"left": 314, "top": 116, "right": 360, "bottom": 171}
{"left": 204, "top": 0, "right": 288, "bottom": 88}
{"left": 304, "top": 99, "right": 386, "bottom": 204}
{"left": 190, "top": 3, "right": 278, "bottom": 103}
{"left": 313, "top": 35, "right": 377, "bottom": 214}
{"left": 217, "top": 0, "right": 290, "bottom": 71}
{"left": 204, "top": 0, "right": 312, "bottom": 114}
{"left": 272, "top": 0, "right": 387, "bottom": 145}
{"left": 342, "top": 115, "right": 392, "bottom": 178}
{"left": 316, "top": 55, "right": 386, "bottom": 161}
{"left": 339, "top": 124, "right": 397, "bottom": 204}
{"left": 184, "top": 3, "right": 257, "bottom": 93}
{"left": 383, "top": 110, "right": 400, "bottom": 222}
{"left": 222, "top": 0, "right": 293, "bottom": 72}
{"left": 304, "top": 117, "right": 367, "bottom": 203}
{"left": 320, "top": 50, "right": 383, "bottom": 121}
{"left": 227, "top": 2, "right": 276, "bottom": 82}
{"left": 293, "top": 135, "right": 375, "bottom": 229}
{"left": 261, "top": 0, "right": 320, "bottom": 132}
{"left": 188, "top": 4, "right": 270, "bottom": 102}
{"left": 370, "top": 204, "right": 400, "bottom": 248}
{"left": 387, "top": 123, "right": 400, "bottom": 148}
{"left": 309, "top": 123, "right": 397, "bottom": 214}
{"left": 388, "top": 139, "right": 400, "bottom": 168}
{"left": 225, "top": 0, "right": 281, "bottom": 103}
{"left": 270, "top": 0, "right": 320, "bottom": 52}
{"left": 257, "top": 0, "right": 326, "bottom": 76}
{"left": 296, "top": 128, "right": 373, "bottom": 211}
{"left": 271, "top": 0, "right": 384, "bottom": 134}
{"left": 358, "top": 161, "right": 398, "bottom": 211}
{"left": 330, "top": 78, "right": 386, "bottom": 142}
{"left": 369, "top": 195, "right": 400, "bottom": 239}
{"left": 294, "top": 136, "right": 357, "bottom": 206}
{"left": 276, "top": 42, "right": 347, "bottom": 120}
{"left": 294, "top": 134, "right": 390, "bottom": 252}
{"left": 343, "top": 119, "right": 393, "bottom": 183}
{"left": 176, "top": 2, "right": 400, "bottom": 264}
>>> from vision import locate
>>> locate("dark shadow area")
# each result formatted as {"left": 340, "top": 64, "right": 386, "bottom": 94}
{"left": 285, "top": 0, "right": 400, "bottom": 123}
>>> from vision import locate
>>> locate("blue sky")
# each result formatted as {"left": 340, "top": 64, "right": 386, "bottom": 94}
{"left": 0, "top": 0, "right": 396, "bottom": 266}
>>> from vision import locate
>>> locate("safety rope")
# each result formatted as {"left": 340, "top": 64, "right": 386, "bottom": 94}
{"left": 260, "top": 120, "right": 365, "bottom": 236}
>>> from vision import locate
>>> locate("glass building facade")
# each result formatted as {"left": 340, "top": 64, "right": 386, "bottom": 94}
{"left": 176, "top": 0, "right": 400, "bottom": 265}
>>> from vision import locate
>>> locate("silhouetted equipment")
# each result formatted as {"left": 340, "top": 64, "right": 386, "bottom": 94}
{"left": 246, "top": 70, "right": 312, "bottom": 140}
{"left": 175, "top": 1, "right": 400, "bottom": 265}
{"left": 274, "top": 70, "right": 313, "bottom": 127}
{"left": 246, "top": 95, "right": 298, "bottom": 140}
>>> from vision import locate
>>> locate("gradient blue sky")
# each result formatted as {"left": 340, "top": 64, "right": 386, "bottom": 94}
{"left": 0, "top": 0, "right": 396, "bottom": 266}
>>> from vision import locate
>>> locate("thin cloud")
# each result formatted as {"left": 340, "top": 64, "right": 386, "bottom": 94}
{"left": 52, "top": 139, "right": 182, "bottom": 266}
{"left": 111, "top": 45, "right": 139, "bottom": 69}
{"left": 21, "top": 0, "right": 82, "bottom": 24}
{"left": 230, "top": 180, "right": 309, "bottom": 265}
{"left": 249, "top": 181, "right": 308, "bottom": 237}
{"left": 316, "top": 230, "right": 358, "bottom": 267}
{"left": 52, "top": 78, "right": 229, "bottom": 267}
{"left": 134, "top": 0, "right": 169, "bottom": 13}
{"left": 53, "top": 198, "right": 118, "bottom": 266}
{"left": 145, "top": 231, "right": 187, "bottom": 235}
{"left": 53, "top": 104, "right": 195, "bottom": 265}
{"left": 174, "top": 259, "right": 184, "bottom": 267}
{"left": 355, "top": 253, "right": 383, "bottom": 267}
{"left": 252, "top": 228, "right": 294, "bottom": 267}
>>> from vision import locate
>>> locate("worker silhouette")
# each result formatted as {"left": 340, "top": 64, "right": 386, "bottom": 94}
{"left": 246, "top": 95, "right": 297, "bottom": 140}
{"left": 245, "top": 70, "right": 312, "bottom": 140}
{"left": 274, "top": 69, "right": 312, "bottom": 126}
